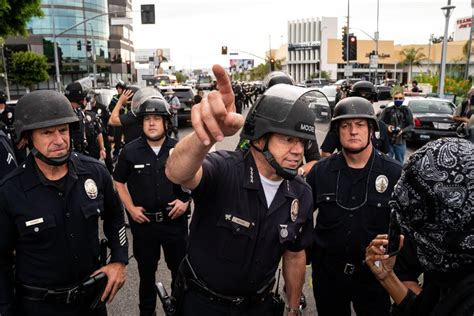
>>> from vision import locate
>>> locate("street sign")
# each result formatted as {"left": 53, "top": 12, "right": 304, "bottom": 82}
{"left": 344, "top": 65, "right": 353, "bottom": 77}
{"left": 370, "top": 55, "right": 379, "bottom": 68}
{"left": 111, "top": 17, "right": 133, "bottom": 25}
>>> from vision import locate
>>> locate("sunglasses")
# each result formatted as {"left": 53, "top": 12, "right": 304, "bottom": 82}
{"left": 393, "top": 97, "right": 404, "bottom": 100}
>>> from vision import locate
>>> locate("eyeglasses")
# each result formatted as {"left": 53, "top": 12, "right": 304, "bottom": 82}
{"left": 393, "top": 97, "right": 404, "bottom": 100}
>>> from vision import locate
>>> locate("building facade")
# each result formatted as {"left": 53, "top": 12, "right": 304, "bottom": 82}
{"left": 287, "top": 17, "right": 338, "bottom": 83}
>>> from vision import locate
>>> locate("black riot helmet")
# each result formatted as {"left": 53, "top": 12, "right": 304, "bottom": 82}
{"left": 241, "top": 84, "right": 316, "bottom": 180}
{"left": 115, "top": 80, "right": 127, "bottom": 90}
{"left": 134, "top": 87, "right": 171, "bottom": 140}
{"left": 262, "top": 71, "right": 295, "bottom": 90}
{"left": 330, "top": 96, "right": 378, "bottom": 131}
{"left": 65, "top": 81, "right": 87, "bottom": 103}
{"left": 13, "top": 90, "right": 79, "bottom": 165}
{"left": 349, "top": 81, "right": 378, "bottom": 102}
{"left": 126, "top": 85, "right": 142, "bottom": 116}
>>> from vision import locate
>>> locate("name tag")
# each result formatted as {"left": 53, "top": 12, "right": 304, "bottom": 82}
{"left": 134, "top": 164, "right": 145, "bottom": 169}
{"left": 25, "top": 218, "right": 44, "bottom": 227}
{"left": 231, "top": 216, "right": 250, "bottom": 228}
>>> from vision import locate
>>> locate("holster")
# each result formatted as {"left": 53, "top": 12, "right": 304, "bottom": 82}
{"left": 81, "top": 272, "right": 108, "bottom": 310}
{"left": 155, "top": 282, "right": 177, "bottom": 316}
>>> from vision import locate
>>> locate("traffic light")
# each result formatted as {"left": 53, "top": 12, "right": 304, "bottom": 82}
{"left": 77, "top": 40, "right": 82, "bottom": 51}
{"left": 349, "top": 35, "right": 357, "bottom": 60}
{"left": 270, "top": 58, "right": 275, "bottom": 71}
{"left": 126, "top": 60, "right": 131, "bottom": 74}
{"left": 221, "top": 46, "right": 228, "bottom": 55}
{"left": 141, "top": 4, "right": 155, "bottom": 24}
{"left": 341, "top": 26, "right": 348, "bottom": 61}
{"left": 86, "top": 41, "right": 92, "bottom": 52}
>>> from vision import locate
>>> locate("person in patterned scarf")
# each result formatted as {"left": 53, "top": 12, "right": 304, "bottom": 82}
{"left": 365, "top": 137, "right": 474, "bottom": 316}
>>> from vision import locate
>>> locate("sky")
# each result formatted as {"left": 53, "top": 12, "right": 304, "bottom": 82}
{"left": 131, "top": 0, "right": 472, "bottom": 70}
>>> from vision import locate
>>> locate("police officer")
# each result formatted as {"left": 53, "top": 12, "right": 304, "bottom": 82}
{"left": 321, "top": 81, "right": 391, "bottom": 157}
{"left": 0, "top": 122, "right": 17, "bottom": 179}
{"left": 0, "top": 90, "right": 128, "bottom": 316}
{"left": 109, "top": 80, "right": 127, "bottom": 160}
{"left": 0, "top": 93, "right": 27, "bottom": 164}
{"left": 113, "top": 88, "right": 190, "bottom": 316}
{"left": 108, "top": 85, "right": 143, "bottom": 145}
{"left": 306, "top": 97, "right": 402, "bottom": 316}
{"left": 65, "top": 82, "right": 106, "bottom": 160}
{"left": 166, "top": 65, "right": 315, "bottom": 315}
{"left": 90, "top": 91, "right": 114, "bottom": 173}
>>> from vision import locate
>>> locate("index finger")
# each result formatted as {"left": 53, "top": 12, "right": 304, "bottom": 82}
{"left": 212, "top": 64, "right": 234, "bottom": 109}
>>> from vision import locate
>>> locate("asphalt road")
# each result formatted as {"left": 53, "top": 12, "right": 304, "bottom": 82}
{"left": 107, "top": 102, "right": 421, "bottom": 315}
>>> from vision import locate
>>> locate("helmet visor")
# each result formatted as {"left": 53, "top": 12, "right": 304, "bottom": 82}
{"left": 302, "top": 89, "right": 331, "bottom": 134}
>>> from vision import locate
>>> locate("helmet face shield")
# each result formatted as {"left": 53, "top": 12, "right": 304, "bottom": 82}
{"left": 130, "top": 86, "right": 157, "bottom": 116}
{"left": 300, "top": 89, "right": 331, "bottom": 134}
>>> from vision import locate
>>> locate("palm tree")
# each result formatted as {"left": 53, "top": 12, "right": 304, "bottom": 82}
{"left": 400, "top": 47, "right": 426, "bottom": 82}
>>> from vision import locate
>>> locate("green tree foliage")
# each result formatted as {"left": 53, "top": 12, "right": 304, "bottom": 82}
{"left": 0, "top": 0, "right": 43, "bottom": 37}
{"left": 175, "top": 71, "right": 187, "bottom": 83}
{"left": 414, "top": 73, "right": 471, "bottom": 99}
{"left": 400, "top": 48, "right": 426, "bottom": 82}
{"left": 10, "top": 51, "right": 49, "bottom": 89}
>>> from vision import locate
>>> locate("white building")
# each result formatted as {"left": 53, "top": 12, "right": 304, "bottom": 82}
{"left": 287, "top": 17, "right": 338, "bottom": 82}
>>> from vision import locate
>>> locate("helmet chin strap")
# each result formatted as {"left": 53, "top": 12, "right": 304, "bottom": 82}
{"left": 31, "top": 147, "right": 71, "bottom": 166}
{"left": 251, "top": 139, "right": 298, "bottom": 180}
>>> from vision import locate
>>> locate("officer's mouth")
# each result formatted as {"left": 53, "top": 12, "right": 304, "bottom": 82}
{"left": 284, "top": 159, "right": 300, "bottom": 169}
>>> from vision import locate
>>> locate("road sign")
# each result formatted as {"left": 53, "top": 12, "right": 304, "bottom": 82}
{"left": 370, "top": 55, "right": 379, "bottom": 68}
{"left": 344, "top": 65, "right": 353, "bottom": 77}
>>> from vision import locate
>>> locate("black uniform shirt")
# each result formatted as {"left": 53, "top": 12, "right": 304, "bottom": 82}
{"left": 0, "top": 130, "right": 16, "bottom": 180}
{"left": 0, "top": 153, "right": 128, "bottom": 312}
{"left": 113, "top": 136, "right": 190, "bottom": 215}
{"left": 306, "top": 149, "right": 401, "bottom": 264}
{"left": 119, "top": 113, "right": 142, "bottom": 144}
{"left": 188, "top": 150, "right": 314, "bottom": 295}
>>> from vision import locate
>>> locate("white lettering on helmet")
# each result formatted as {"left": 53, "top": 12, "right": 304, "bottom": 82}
{"left": 299, "top": 123, "right": 315, "bottom": 133}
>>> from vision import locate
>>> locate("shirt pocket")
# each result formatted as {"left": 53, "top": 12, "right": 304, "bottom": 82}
{"left": 215, "top": 214, "right": 255, "bottom": 262}
{"left": 17, "top": 215, "right": 57, "bottom": 237}
{"left": 315, "top": 193, "right": 346, "bottom": 229}
{"left": 365, "top": 196, "right": 391, "bottom": 233}
{"left": 81, "top": 198, "right": 104, "bottom": 241}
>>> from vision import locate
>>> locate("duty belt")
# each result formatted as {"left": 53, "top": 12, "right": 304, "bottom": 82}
{"left": 181, "top": 256, "right": 274, "bottom": 307}
{"left": 144, "top": 211, "right": 165, "bottom": 223}
{"left": 16, "top": 283, "right": 81, "bottom": 304}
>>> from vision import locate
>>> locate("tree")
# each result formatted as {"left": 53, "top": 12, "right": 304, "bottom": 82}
{"left": 400, "top": 47, "right": 426, "bottom": 82}
{"left": 0, "top": 0, "right": 43, "bottom": 37}
{"left": 10, "top": 51, "right": 49, "bottom": 92}
{"left": 175, "top": 71, "right": 187, "bottom": 83}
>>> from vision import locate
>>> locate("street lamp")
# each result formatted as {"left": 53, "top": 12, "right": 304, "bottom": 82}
{"left": 319, "top": 26, "right": 327, "bottom": 80}
{"left": 438, "top": 0, "right": 455, "bottom": 99}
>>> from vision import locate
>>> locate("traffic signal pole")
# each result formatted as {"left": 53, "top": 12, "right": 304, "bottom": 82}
{"left": 346, "top": 0, "right": 350, "bottom": 79}
{"left": 1, "top": 45, "right": 11, "bottom": 101}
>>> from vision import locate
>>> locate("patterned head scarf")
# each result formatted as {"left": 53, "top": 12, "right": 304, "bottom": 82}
{"left": 391, "top": 137, "right": 474, "bottom": 272}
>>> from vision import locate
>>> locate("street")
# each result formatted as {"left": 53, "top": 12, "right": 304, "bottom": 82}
{"left": 108, "top": 102, "right": 419, "bottom": 315}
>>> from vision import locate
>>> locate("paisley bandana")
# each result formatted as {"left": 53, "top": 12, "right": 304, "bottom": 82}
{"left": 390, "top": 138, "right": 474, "bottom": 272}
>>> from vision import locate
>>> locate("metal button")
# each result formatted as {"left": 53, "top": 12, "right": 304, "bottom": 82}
{"left": 236, "top": 227, "right": 241, "bottom": 232}
{"left": 377, "top": 203, "right": 382, "bottom": 207}
{"left": 70, "top": 233, "right": 74, "bottom": 238}
{"left": 351, "top": 196, "right": 356, "bottom": 200}
{"left": 97, "top": 208, "right": 101, "bottom": 214}
{"left": 58, "top": 192, "right": 63, "bottom": 197}
{"left": 34, "top": 227, "right": 39, "bottom": 232}
{"left": 65, "top": 213, "right": 71, "bottom": 218}
{"left": 326, "top": 197, "right": 330, "bottom": 201}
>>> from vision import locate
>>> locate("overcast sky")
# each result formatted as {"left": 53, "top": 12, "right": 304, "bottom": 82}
{"left": 131, "top": 0, "right": 471, "bottom": 70}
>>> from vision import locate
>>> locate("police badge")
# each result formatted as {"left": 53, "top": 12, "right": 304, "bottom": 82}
{"left": 290, "top": 199, "right": 299, "bottom": 222}
{"left": 84, "top": 179, "right": 98, "bottom": 199}
{"left": 375, "top": 175, "right": 389, "bottom": 193}
{"left": 280, "top": 224, "right": 288, "bottom": 238}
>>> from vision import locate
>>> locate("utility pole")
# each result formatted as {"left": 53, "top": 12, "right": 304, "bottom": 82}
{"left": 464, "top": 0, "right": 474, "bottom": 80}
{"left": 51, "top": 1, "right": 61, "bottom": 91}
{"left": 374, "top": 0, "right": 379, "bottom": 84}
{"left": 89, "top": 23, "right": 98, "bottom": 88}
{"left": 346, "top": 0, "right": 350, "bottom": 79}
{"left": 439, "top": 0, "right": 455, "bottom": 99}
{"left": 1, "top": 44, "right": 10, "bottom": 100}
{"left": 268, "top": 35, "right": 272, "bottom": 74}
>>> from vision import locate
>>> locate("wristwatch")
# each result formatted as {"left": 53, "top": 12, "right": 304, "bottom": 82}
{"left": 285, "top": 305, "right": 302, "bottom": 315}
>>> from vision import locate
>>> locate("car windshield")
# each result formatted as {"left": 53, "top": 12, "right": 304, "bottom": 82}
{"left": 408, "top": 100, "right": 455, "bottom": 114}
{"left": 173, "top": 89, "right": 193, "bottom": 99}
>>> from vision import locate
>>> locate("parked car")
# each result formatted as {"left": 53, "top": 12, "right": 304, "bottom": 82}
{"left": 302, "top": 79, "right": 329, "bottom": 88}
{"left": 375, "top": 85, "right": 392, "bottom": 101}
{"left": 318, "top": 85, "right": 337, "bottom": 115}
{"left": 184, "top": 79, "right": 197, "bottom": 88}
{"left": 158, "top": 85, "right": 195, "bottom": 123}
{"left": 306, "top": 88, "right": 331, "bottom": 123}
{"left": 381, "top": 97, "right": 458, "bottom": 143}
